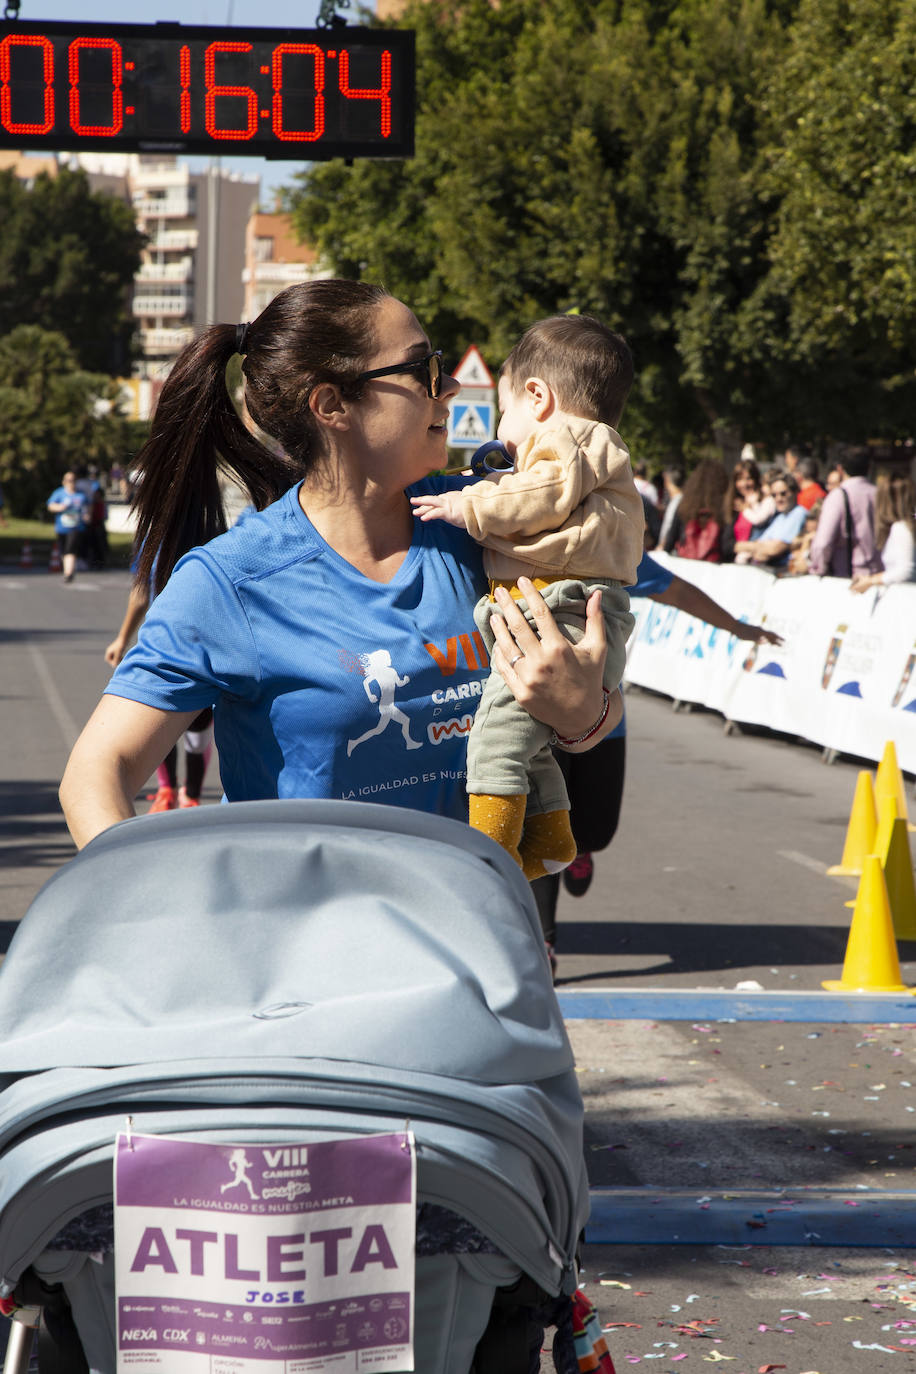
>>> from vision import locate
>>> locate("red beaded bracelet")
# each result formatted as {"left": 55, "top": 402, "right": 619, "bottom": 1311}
{"left": 551, "top": 687, "right": 612, "bottom": 749}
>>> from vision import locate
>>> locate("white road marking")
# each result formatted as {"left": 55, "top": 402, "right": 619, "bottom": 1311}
{"left": 26, "top": 642, "right": 81, "bottom": 750}
{"left": 777, "top": 849, "right": 827, "bottom": 875}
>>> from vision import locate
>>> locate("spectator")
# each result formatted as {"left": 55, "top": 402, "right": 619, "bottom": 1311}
{"left": 46, "top": 471, "right": 89, "bottom": 583}
{"left": 851, "top": 473, "right": 916, "bottom": 590}
{"left": 726, "top": 457, "right": 775, "bottom": 564}
{"left": 663, "top": 458, "right": 731, "bottom": 562}
{"left": 733, "top": 470, "right": 807, "bottom": 568}
{"left": 807, "top": 449, "right": 881, "bottom": 579}
{"left": 632, "top": 459, "right": 659, "bottom": 506}
{"left": 655, "top": 464, "right": 684, "bottom": 550}
{"left": 825, "top": 465, "right": 842, "bottom": 492}
{"left": 783, "top": 443, "right": 806, "bottom": 476}
{"left": 787, "top": 500, "right": 822, "bottom": 575}
{"left": 796, "top": 456, "right": 826, "bottom": 510}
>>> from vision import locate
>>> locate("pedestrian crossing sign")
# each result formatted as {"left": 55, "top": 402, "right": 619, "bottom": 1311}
{"left": 448, "top": 402, "right": 494, "bottom": 448}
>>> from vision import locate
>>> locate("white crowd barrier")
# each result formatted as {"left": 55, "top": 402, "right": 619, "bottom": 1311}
{"left": 626, "top": 553, "right": 916, "bottom": 775}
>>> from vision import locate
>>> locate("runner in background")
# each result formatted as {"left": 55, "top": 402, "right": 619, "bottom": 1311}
{"left": 532, "top": 551, "right": 783, "bottom": 970}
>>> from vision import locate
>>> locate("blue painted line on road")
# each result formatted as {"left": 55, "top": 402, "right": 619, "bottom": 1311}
{"left": 586, "top": 1187, "right": 916, "bottom": 1247}
{"left": 557, "top": 987, "right": 916, "bottom": 1022}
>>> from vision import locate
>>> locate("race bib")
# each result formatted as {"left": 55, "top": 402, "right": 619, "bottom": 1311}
{"left": 115, "top": 1131, "right": 416, "bottom": 1372}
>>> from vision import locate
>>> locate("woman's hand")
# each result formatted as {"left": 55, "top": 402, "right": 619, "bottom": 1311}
{"left": 489, "top": 578, "right": 613, "bottom": 745}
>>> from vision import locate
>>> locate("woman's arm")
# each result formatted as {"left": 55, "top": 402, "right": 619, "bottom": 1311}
{"left": 60, "top": 696, "right": 199, "bottom": 849}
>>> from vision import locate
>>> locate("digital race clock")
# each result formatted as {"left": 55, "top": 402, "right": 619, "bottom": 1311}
{"left": 0, "top": 19, "right": 414, "bottom": 158}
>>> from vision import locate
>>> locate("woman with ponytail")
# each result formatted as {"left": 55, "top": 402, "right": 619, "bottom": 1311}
{"left": 61, "top": 281, "right": 615, "bottom": 849}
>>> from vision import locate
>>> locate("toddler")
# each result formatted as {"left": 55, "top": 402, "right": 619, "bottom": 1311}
{"left": 411, "top": 314, "right": 644, "bottom": 880}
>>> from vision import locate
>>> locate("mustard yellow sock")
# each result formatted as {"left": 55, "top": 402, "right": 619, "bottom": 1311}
{"left": 520, "top": 809, "right": 577, "bottom": 883}
{"left": 469, "top": 793, "right": 526, "bottom": 868}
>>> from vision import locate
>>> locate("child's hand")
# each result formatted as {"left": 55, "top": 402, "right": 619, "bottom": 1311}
{"left": 409, "top": 492, "right": 466, "bottom": 527}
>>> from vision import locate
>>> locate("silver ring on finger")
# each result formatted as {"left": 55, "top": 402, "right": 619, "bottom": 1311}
{"left": 508, "top": 653, "right": 524, "bottom": 668}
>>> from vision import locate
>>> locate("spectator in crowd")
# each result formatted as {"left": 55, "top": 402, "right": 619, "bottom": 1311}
{"left": 787, "top": 500, "right": 822, "bottom": 575}
{"left": 733, "top": 470, "right": 807, "bottom": 568}
{"left": 655, "top": 464, "right": 684, "bottom": 550}
{"left": 46, "top": 471, "right": 89, "bottom": 583}
{"left": 807, "top": 449, "right": 881, "bottom": 579}
{"left": 783, "top": 443, "right": 806, "bottom": 476}
{"left": 632, "top": 459, "right": 659, "bottom": 506}
{"left": 796, "top": 456, "right": 826, "bottom": 511}
{"left": 663, "top": 458, "right": 731, "bottom": 562}
{"left": 824, "top": 464, "right": 842, "bottom": 493}
{"left": 851, "top": 473, "right": 916, "bottom": 590}
{"left": 726, "top": 457, "right": 775, "bottom": 564}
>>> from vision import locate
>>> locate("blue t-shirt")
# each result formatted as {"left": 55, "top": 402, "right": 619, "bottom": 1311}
{"left": 756, "top": 503, "right": 807, "bottom": 563}
{"left": 47, "top": 487, "right": 88, "bottom": 535}
{"left": 109, "top": 479, "right": 488, "bottom": 823}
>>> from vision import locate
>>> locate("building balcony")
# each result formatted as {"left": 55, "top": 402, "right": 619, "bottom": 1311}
{"left": 134, "top": 291, "right": 193, "bottom": 314}
{"left": 148, "top": 230, "right": 199, "bottom": 252}
{"left": 139, "top": 326, "right": 196, "bottom": 356}
{"left": 135, "top": 193, "right": 195, "bottom": 219}
{"left": 135, "top": 259, "right": 194, "bottom": 284}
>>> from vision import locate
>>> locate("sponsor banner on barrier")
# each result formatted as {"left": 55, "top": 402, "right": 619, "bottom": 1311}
{"left": 626, "top": 554, "right": 916, "bottom": 773}
{"left": 115, "top": 1131, "right": 416, "bottom": 1373}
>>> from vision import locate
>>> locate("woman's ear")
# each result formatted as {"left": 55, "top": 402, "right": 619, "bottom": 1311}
{"left": 308, "top": 381, "right": 350, "bottom": 433}
{"left": 523, "top": 376, "right": 557, "bottom": 422}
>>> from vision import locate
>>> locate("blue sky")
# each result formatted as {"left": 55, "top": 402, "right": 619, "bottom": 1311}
{"left": 23, "top": 0, "right": 339, "bottom": 202}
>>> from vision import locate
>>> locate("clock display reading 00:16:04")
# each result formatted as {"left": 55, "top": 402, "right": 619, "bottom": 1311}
{"left": 0, "top": 20, "right": 415, "bottom": 159}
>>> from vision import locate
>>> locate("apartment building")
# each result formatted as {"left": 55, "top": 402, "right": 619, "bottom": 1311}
{"left": 124, "top": 156, "right": 260, "bottom": 380}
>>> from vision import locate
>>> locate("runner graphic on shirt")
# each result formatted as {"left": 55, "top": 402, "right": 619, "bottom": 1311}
{"left": 347, "top": 649, "right": 422, "bottom": 757}
{"left": 220, "top": 1148, "right": 259, "bottom": 1200}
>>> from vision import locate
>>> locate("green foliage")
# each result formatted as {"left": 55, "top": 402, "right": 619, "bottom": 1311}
{"left": 286, "top": 0, "right": 916, "bottom": 455}
{"left": 0, "top": 326, "right": 131, "bottom": 518}
{"left": 0, "top": 167, "right": 144, "bottom": 375}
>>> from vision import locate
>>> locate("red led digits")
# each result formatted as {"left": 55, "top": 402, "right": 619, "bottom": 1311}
{"left": 179, "top": 44, "right": 191, "bottom": 134}
{"left": 0, "top": 33, "right": 54, "bottom": 136}
{"left": 337, "top": 47, "right": 391, "bottom": 138}
{"left": 204, "top": 41, "right": 256, "bottom": 140}
{"left": 68, "top": 37, "right": 123, "bottom": 137}
{"left": 271, "top": 43, "right": 324, "bottom": 142}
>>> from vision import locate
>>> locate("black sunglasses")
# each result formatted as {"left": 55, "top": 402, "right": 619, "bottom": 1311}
{"left": 355, "top": 349, "right": 443, "bottom": 399}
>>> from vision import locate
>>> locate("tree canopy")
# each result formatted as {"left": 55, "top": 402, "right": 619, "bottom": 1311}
{"left": 0, "top": 167, "right": 143, "bottom": 375}
{"left": 287, "top": 0, "right": 916, "bottom": 459}
{"left": 0, "top": 327, "right": 131, "bottom": 518}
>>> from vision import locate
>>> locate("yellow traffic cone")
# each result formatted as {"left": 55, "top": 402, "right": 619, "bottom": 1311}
{"left": 827, "top": 770, "right": 877, "bottom": 876}
{"left": 875, "top": 740, "right": 914, "bottom": 833}
{"left": 845, "top": 797, "right": 897, "bottom": 909}
{"left": 823, "top": 855, "right": 914, "bottom": 993}
{"left": 882, "top": 816, "right": 916, "bottom": 942}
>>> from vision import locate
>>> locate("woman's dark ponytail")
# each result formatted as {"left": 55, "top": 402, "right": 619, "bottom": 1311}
{"left": 131, "top": 325, "right": 302, "bottom": 595}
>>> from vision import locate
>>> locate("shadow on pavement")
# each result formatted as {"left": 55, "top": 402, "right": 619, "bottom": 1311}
{"left": 555, "top": 918, "right": 856, "bottom": 980}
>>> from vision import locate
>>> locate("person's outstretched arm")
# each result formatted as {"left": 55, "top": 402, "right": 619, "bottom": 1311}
{"left": 60, "top": 696, "right": 199, "bottom": 848}
{"left": 652, "top": 575, "right": 783, "bottom": 644}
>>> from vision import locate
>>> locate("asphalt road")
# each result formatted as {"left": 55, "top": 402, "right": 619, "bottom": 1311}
{"left": 3, "top": 562, "right": 916, "bottom": 1372}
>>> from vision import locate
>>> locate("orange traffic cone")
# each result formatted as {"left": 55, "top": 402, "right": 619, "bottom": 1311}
{"left": 827, "top": 770, "right": 877, "bottom": 876}
{"left": 875, "top": 740, "right": 914, "bottom": 833}
{"left": 823, "top": 854, "right": 914, "bottom": 993}
{"left": 19, "top": 541, "right": 33, "bottom": 569}
{"left": 48, "top": 543, "right": 62, "bottom": 573}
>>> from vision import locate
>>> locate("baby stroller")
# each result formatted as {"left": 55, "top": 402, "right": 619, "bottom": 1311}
{"left": 0, "top": 800, "right": 590, "bottom": 1373}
